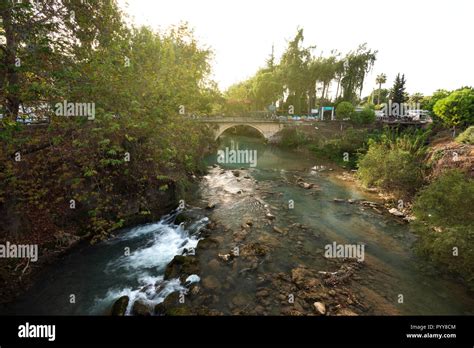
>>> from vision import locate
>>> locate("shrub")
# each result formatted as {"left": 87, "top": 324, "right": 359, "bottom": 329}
{"left": 336, "top": 101, "right": 354, "bottom": 120}
{"left": 351, "top": 107, "right": 376, "bottom": 124}
{"left": 310, "top": 128, "right": 371, "bottom": 168}
{"left": 412, "top": 170, "right": 474, "bottom": 288}
{"left": 279, "top": 127, "right": 309, "bottom": 148}
{"left": 455, "top": 126, "right": 474, "bottom": 145}
{"left": 357, "top": 130, "right": 427, "bottom": 197}
{"left": 433, "top": 88, "right": 474, "bottom": 128}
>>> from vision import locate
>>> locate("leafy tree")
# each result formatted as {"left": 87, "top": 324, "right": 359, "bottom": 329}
{"left": 279, "top": 28, "right": 313, "bottom": 114}
{"left": 421, "top": 89, "right": 450, "bottom": 112}
{"left": 335, "top": 101, "right": 354, "bottom": 120}
{"left": 341, "top": 44, "right": 377, "bottom": 103}
{"left": 409, "top": 92, "right": 424, "bottom": 105}
{"left": 433, "top": 88, "right": 474, "bottom": 130}
{"left": 0, "top": 1, "right": 217, "bottom": 244}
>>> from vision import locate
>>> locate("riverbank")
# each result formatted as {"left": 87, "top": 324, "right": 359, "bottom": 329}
{"left": 0, "top": 119, "right": 216, "bottom": 308}
{"left": 276, "top": 123, "right": 474, "bottom": 289}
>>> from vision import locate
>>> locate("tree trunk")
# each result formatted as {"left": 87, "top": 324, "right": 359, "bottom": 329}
{"left": 377, "top": 83, "right": 381, "bottom": 105}
{"left": 2, "top": 1, "right": 20, "bottom": 121}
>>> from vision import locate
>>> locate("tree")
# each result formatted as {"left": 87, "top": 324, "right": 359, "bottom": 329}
{"left": 409, "top": 92, "right": 424, "bottom": 105}
{"left": 389, "top": 73, "right": 408, "bottom": 105}
{"left": 421, "top": 89, "right": 450, "bottom": 112}
{"left": 341, "top": 44, "right": 377, "bottom": 103}
{"left": 336, "top": 101, "right": 354, "bottom": 120}
{"left": 433, "top": 88, "right": 474, "bottom": 131}
{"left": 375, "top": 73, "right": 387, "bottom": 105}
{"left": 0, "top": 0, "right": 129, "bottom": 121}
{"left": 279, "top": 28, "right": 313, "bottom": 114}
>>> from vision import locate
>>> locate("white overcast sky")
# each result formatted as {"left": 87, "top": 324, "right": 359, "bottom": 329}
{"left": 118, "top": 0, "right": 473, "bottom": 96}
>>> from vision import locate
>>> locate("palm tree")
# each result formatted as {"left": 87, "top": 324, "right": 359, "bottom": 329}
{"left": 375, "top": 73, "right": 387, "bottom": 105}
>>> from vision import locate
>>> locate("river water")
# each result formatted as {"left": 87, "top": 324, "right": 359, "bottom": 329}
{"left": 4, "top": 135, "right": 474, "bottom": 315}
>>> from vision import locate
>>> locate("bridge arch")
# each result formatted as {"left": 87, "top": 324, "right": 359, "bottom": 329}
{"left": 216, "top": 123, "right": 267, "bottom": 140}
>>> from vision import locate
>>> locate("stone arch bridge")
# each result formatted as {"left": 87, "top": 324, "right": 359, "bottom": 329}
{"left": 193, "top": 117, "right": 285, "bottom": 140}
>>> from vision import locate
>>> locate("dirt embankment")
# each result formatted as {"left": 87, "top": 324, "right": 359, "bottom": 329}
{"left": 426, "top": 136, "right": 474, "bottom": 180}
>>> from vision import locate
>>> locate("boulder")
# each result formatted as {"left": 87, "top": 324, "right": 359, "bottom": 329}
{"left": 202, "top": 275, "right": 221, "bottom": 291}
{"left": 164, "top": 255, "right": 200, "bottom": 281}
{"left": 132, "top": 300, "right": 151, "bottom": 316}
{"left": 111, "top": 296, "right": 129, "bottom": 316}
{"left": 196, "top": 237, "right": 220, "bottom": 252}
{"left": 313, "top": 301, "right": 326, "bottom": 315}
{"left": 154, "top": 292, "right": 183, "bottom": 315}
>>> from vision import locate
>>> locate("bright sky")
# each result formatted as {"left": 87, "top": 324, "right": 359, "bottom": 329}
{"left": 118, "top": 0, "right": 473, "bottom": 97}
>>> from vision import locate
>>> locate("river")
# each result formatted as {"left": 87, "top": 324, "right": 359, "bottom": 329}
{"left": 4, "top": 134, "right": 474, "bottom": 315}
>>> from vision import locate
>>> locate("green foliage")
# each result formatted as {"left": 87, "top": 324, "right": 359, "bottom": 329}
{"left": 412, "top": 170, "right": 474, "bottom": 288}
{"left": 357, "top": 129, "right": 428, "bottom": 197}
{"left": 278, "top": 128, "right": 310, "bottom": 148}
{"left": 389, "top": 73, "right": 408, "bottom": 104}
{"left": 310, "top": 128, "right": 370, "bottom": 168}
{"left": 336, "top": 101, "right": 354, "bottom": 120}
{"left": 375, "top": 73, "right": 387, "bottom": 105}
{"left": 351, "top": 107, "right": 375, "bottom": 124}
{"left": 0, "top": 3, "right": 216, "bottom": 242}
{"left": 341, "top": 44, "right": 377, "bottom": 103}
{"left": 433, "top": 88, "right": 474, "bottom": 128}
{"left": 222, "top": 30, "right": 376, "bottom": 114}
{"left": 421, "top": 89, "right": 450, "bottom": 112}
{"left": 455, "top": 126, "right": 474, "bottom": 144}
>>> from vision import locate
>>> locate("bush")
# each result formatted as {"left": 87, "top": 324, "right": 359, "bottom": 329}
{"left": 433, "top": 88, "right": 474, "bottom": 128}
{"left": 412, "top": 170, "right": 474, "bottom": 288}
{"left": 357, "top": 130, "right": 427, "bottom": 197}
{"left": 455, "top": 126, "right": 474, "bottom": 145}
{"left": 310, "top": 128, "right": 371, "bottom": 168}
{"left": 279, "top": 127, "right": 309, "bottom": 148}
{"left": 351, "top": 107, "right": 376, "bottom": 124}
{"left": 336, "top": 101, "right": 354, "bottom": 120}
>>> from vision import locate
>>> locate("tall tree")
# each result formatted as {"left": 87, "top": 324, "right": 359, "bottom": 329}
{"left": 341, "top": 44, "right": 377, "bottom": 103}
{"left": 390, "top": 73, "right": 408, "bottom": 104}
{"left": 279, "top": 28, "right": 313, "bottom": 114}
{"left": 375, "top": 73, "right": 387, "bottom": 105}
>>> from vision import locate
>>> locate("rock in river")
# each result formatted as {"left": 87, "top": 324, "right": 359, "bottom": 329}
{"left": 313, "top": 301, "right": 326, "bottom": 315}
{"left": 111, "top": 296, "right": 129, "bottom": 316}
{"left": 132, "top": 300, "right": 151, "bottom": 316}
{"left": 164, "top": 255, "right": 200, "bottom": 281}
{"left": 203, "top": 275, "right": 221, "bottom": 291}
{"left": 266, "top": 213, "right": 276, "bottom": 220}
{"left": 388, "top": 208, "right": 405, "bottom": 217}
